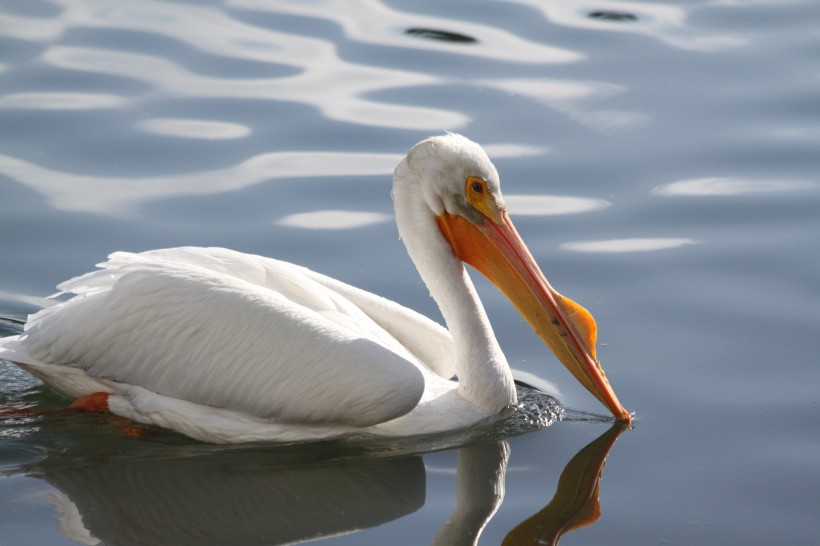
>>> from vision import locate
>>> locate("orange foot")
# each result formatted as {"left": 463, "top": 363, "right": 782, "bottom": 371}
{"left": 70, "top": 392, "right": 160, "bottom": 437}
{"left": 69, "top": 392, "right": 111, "bottom": 413}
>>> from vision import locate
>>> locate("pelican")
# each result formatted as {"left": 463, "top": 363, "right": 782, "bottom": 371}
{"left": 0, "top": 134, "right": 630, "bottom": 443}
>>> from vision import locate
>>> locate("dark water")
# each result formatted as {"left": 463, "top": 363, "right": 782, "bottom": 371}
{"left": 1, "top": 0, "right": 818, "bottom": 544}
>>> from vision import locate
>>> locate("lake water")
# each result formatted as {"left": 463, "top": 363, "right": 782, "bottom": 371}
{"left": 1, "top": 0, "right": 818, "bottom": 544}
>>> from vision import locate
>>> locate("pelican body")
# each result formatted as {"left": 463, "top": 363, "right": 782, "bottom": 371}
{"left": 0, "top": 135, "right": 629, "bottom": 443}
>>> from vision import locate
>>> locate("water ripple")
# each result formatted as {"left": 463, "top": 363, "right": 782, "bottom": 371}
{"left": 0, "top": 139, "right": 560, "bottom": 216}
{"left": 276, "top": 210, "right": 392, "bottom": 230}
{"left": 503, "top": 0, "right": 747, "bottom": 52}
{"left": 0, "top": 10, "right": 62, "bottom": 41}
{"left": 0, "top": 92, "right": 127, "bottom": 110}
{"left": 42, "top": 44, "right": 464, "bottom": 129}
{"left": 561, "top": 237, "right": 697, "bottom": 253}
{"left": 136, "top": 118, "right": 252, "bottom": 140}
{"left": 229, "top": 0, "right": 582, "bottom": 65}
{"left": 505, "top": 194, "right": 610, "bottom": 216}
{"left": 0, "top": 150, "right": 401, "bottom": 215}
{"left": 479, "top": 78, "right": 651, "bottom": 135}
{"left": 652, "top": 177, "right": 813, "bottom": 197}
{"left": 21, "top": 0, "right": 477, "bottom": 129}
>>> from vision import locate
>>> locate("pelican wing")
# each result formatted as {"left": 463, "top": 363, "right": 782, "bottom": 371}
{"left": 273, "top": 258, "right": 456, "bottom": 380}
{"left": 10, "top": 248, "right": 444, "bottom": 427}
{"left": 135, "top": 247, "right": 456, "bottom": 379}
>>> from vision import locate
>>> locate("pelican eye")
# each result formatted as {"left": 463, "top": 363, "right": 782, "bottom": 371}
{"left": 467, "top": 176, "right": 486, "bottom": 195}
{"left": 465, "top": 176, "right": 501, "bottom": 222}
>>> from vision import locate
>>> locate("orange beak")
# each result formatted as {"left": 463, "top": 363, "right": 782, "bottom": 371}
{"left": 436, "top": 209, "right": 631, "bottom": 422}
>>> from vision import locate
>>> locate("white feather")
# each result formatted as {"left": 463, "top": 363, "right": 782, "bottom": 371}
{"left": 9, "top": 248, "right": 460, "bottom": 428}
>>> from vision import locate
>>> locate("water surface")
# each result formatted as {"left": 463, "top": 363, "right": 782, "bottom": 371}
{"left": 1, "top": 0, "right": 819, "bottom": 544}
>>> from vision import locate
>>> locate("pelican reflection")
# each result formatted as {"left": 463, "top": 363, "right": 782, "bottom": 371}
{"left": 503, "top": 422, "right": 628, "bottom": 545}
{"left": 31, "top": 423, "right": 627, "bottom": 545}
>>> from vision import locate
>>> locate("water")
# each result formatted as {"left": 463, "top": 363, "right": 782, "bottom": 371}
{"left": 1, "top": 0, "right": 818, "bottom": 544}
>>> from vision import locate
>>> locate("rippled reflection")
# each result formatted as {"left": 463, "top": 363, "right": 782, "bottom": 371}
{"left": 505, "top": 194, "right": 610, "bottom": 216}
{"left": 1, "top": 0, "right": 623, "bottom": 134}
{"left": 0, "top": 151, "right": 400, "bottom": 215}
{"left": 405, "top": 28, "right": 478, "bottom": 44}
{"left": 16, "top": 0, "right": 468, "bottom": 129}
{"left": 652, "top": 177, "right": 812, "bottom": 197}
{"left": 482, "top": 144, "right": 551, "bottom": 158}
{"left": 502, "top": 423, "right": 627, "bottom": 545}
{"left": 229, "top": 0, "right": 582, "bottom": 64}
{"left": 277, "top": 210, "right": 392, "bottom": 230}
{"left": 774, "top": 127, "right": 820, "bottom": 141}
{"left": 480, "top": 79, "right": 650, "bottom": 135}
{"left": 0, "top": 290, "right": 53, "bottom": 309}
{"left": 43, "top": 451, "right": 426, "bottom": 546}
{"left": 0, "top": 92, "right": 127, "bottom": 110}
{"left": 587, "top": 10, "right": 639, "bottom": 22}
{"left": 503, "top": 0, "right": 746, "bottom": 51}
{"left": 136, "top": 118, "right": 252, "bottom": 140}
{"left": 0, "top": 140, "right": 572, "bottom": 216}
{"left": 19, "top": 422, "right": 627, "bottom": 546}
{"left": 562, "top": 238, "right": 696, "bottom": 253}
{"left": 43, "top": 44, "right": 462, "bottom": 130}
{"left": 0, "top": 10, "right": 61, "bottom": 41}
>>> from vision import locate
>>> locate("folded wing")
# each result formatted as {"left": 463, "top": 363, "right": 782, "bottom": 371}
{"left": 7, "top": 247, "right": 456, "bottom": 427}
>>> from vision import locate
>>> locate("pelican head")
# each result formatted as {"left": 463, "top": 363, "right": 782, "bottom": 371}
{"left": 395, "top": 133, "right": 631, "bottom": 422}
{"left": 399, "top": 133, "right": 504, "bottom": 224}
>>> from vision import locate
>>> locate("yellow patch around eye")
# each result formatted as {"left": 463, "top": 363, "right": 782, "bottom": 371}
{"left": 465, "top": 176, "right": 502, "bottom": 223}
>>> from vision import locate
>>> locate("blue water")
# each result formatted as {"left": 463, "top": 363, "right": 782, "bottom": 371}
{"left": 1, "top": 0, "right": 819, "bottom": 544}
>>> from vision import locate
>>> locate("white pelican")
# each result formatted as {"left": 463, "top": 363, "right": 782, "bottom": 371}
{"left": 0, "top": 134, "right": 630, "bottom": 443}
